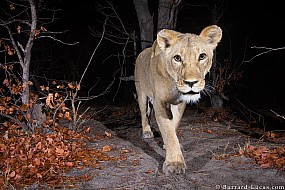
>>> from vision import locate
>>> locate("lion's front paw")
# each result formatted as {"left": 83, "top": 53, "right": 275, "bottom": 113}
{"left": 142, "top": 131, "right": 154, "bottom": 139}
{"left": 163, "top": 160, "right": 186, "bottom": 174}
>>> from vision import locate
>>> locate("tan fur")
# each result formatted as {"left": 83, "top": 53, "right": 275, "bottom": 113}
{"left": 135, "top": 25, "right": 222, "bottom": 174}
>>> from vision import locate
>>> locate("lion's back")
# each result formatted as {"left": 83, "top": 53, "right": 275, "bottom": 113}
{"left": 134, "top": 47, "right": 153, "bottom": 94}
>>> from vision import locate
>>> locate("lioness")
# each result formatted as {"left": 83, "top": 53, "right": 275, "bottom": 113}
{"left": 134, "top": 25, "right": 222, "bottom": 174}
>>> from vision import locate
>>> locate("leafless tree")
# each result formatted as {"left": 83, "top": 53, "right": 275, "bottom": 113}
{"left": 157, "top": 0, "right": 181, "bottom": 32}
{"left": 133, "top": 0, "right": 153, "bottom": 50}
{"left": 134, "top": 0, "right": 181, "bottom": 50}
{"left": 0, "top": 0, "right": 78, "bottom": 105}
{"left": 0, "top": 0, "right": 78, "bottom": 131}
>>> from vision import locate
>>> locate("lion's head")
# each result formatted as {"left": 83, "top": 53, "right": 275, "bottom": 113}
{"left": 154, "top": 25, "right": 222, "bottom": 103}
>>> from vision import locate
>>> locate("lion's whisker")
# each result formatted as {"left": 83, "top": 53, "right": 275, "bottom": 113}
{"left": 202, "top": 83, "right": 215, "bottom": 96}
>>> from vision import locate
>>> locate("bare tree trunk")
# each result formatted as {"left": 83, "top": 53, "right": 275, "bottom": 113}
{"left": 157, "top": 0, "right": 181, "bottom": 32}
{"left": 21, "top": 0, "right": 37, "bottom": 105}
{"left": 210, "top": 50, "right": 223, "bottom": 108}
{"left": 209, "top": 5, "right": 223, "bottom": 108}
{"left": 22, "top": 66, "right": 30, "bottom": 104}
{"left": 133, "top": 0, "right": 153, "bottom": 50}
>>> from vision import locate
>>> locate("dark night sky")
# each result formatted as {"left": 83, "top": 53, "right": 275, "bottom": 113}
{"left": 56, "top": 0, "right": 284, "bottom": 110}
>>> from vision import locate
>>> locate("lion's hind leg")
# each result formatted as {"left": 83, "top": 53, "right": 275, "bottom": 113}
{"left": 137, "top": 94, "right": 154, "bottom": 139}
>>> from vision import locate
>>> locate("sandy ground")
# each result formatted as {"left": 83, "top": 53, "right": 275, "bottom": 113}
{"left": 27, "top": 106, "right": 285, "bottom": 190}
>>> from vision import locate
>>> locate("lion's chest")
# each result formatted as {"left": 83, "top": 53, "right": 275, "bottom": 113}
{"left": 150, "top": 79, "right": 183, "bottom": 105}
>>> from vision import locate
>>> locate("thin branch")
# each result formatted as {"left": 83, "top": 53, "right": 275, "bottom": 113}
{"left": 78, "top": 76, "right": 115, "bottom": 101}
{"left": 235, "top": 98, "right": 265, "bottom": 130}
{"left": 52, "top": 94, "right": 69, "bottom": 126}
{"left": 76, "top": 106, "right": 90, "bottom": 127}
{"left": 36, "top": 35, "right": 79, "bottom": 46}
{"left": 0, "top": 112, "right": 25, "bottom": 129}
{"left": 245, "top": 46, "right": 285, "bottom": 63}
{"left": 270, "top": 109, "right": 285, "bottom": 120}
{"left": 24, "top": 0, "right": 37, "bottom": 56}
{"left": 112, "top": 36, "right": 130, "bottom": 102}
{"left": 78, "top": 18, "right": 106, "bottom": 85}
{"left": 5, "top": 24, "right": 25, "bottom": 67}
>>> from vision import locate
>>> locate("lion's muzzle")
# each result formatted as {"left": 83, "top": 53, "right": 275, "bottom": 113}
{"left": 176, "top": 79, "right": 205, "bottom": 103}
{"left": 177, "top": 79, "right": 205, "bottom": 94}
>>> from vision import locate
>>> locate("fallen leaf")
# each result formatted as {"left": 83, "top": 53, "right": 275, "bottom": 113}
{"left": 3, "top": 131, "right": 8, "bottom": 140}
{"left": 85, "top": 127, "right": 91, "bottom": 133}
{"left": 20, "top": 104, "right": 29, "bottom": 112}
{"left": 14, "top": 174, "right": 22, "bottom": 180}
{"left": 203, "top": 129, "right": 213, "bottom": 134}
{"left": 260, "top": 163, "right": 272, "bottom": 168}
{"left": 33, "top": 158, "right": 41, "bottom": 166}
{"left": 66, "top": 162, "right": 74, "bottom": 167}
{"left": 102, "top": 145, "right": 111, "bottom": 152}
{"left": 145, "top": 169, "right": 155, "bottom": 174}
{"left": 120, "top": 149, "right": 129, "bottom": 153}
{"left": 9, "top": 171, "right": 16, "bottom": 178}
{"left": 36, "top": 173, "right": 42, "bottom": 179}
{"left": 105, "top": 131, "right": 112, "bottom": 137}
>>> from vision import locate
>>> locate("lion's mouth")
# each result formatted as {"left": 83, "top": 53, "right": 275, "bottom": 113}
{"left": 182, "top": 90, "right": 200, "bottom": 95}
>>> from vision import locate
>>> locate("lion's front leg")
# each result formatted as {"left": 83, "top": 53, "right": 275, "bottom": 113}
{"left": 155, "top": 103, "right": 186, "bottom": 174}
{"left": 162, "top": 123, "right": 186, "bottom": 174}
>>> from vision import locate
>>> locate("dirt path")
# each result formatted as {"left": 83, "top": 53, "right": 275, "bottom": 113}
{"left": 27, "top": 106, "right": 285, "bottom": 190}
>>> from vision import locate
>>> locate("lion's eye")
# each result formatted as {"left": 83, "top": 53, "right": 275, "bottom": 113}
{"left": 173, "top": 55, "right": 182, "bottom": 62}
{"left": 198, "top": 53, "right": 207, "bottom": 61}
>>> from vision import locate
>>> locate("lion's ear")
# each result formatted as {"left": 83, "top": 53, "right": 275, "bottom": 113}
{"left": 199, "top": 25, "right": 222, "bottom": 48}
{"left": 156, "top": 29, "right": 180, "bottom": 52}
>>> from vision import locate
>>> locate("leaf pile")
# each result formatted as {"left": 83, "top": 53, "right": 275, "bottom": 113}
{"left": 239, "top": 144, "right": 285, "bottom": 168}
{"left": 0, "top": 127, "right": 118, "bottom": 189}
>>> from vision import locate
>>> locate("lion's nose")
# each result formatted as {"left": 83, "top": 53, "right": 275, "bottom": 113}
{"left": 184, "top": 80, "right": 198, "bottom": 87}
